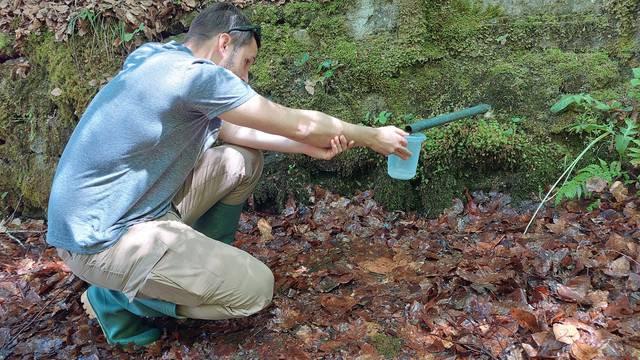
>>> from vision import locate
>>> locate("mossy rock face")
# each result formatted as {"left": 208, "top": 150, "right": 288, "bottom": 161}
{"left": 0, "top": 29, "right": 120, "bottom": 216}
{"left": 244, "top": 0, "right": 633, "bottom": 215}
{"left": 482, "top": 0, "right": 604, "bottom": 16}
{"left": 0, "top": 0, "right": 638, "bottom": 217}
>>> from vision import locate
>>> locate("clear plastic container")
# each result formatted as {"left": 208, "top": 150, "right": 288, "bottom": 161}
{"left": 387, "top": 133, "right": 426, "bottom": 180}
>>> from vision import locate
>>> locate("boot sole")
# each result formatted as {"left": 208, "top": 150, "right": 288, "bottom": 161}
{"left": 80, "top": 290, "right": 98, "bottom": 320}
{"left": 81, "top": 289, "right": 116, "bottom": 345}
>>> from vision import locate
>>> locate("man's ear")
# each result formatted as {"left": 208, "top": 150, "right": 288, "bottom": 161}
{"left": 217, "top": 33, "right": 232, "bottom": 54}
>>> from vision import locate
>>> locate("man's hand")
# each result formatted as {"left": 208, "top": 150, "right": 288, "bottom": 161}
{"left": 367, "top": 126, "right": 412, "bottom": 160}
{"left": 305, "top": 135, "right": 355, "bottom": 160}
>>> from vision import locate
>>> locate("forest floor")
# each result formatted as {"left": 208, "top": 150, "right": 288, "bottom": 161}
{"left": 0, "top": 187, "right": 639, "bottom": 360}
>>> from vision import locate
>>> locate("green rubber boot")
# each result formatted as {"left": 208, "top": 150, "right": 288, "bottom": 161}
{"left": 81, "top": 285, "right": 181, "bottom": 346}
{"left": 192, "top": 202, "right": 244, "bottom": 244}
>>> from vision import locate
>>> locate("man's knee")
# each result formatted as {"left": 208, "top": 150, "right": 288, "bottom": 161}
{"left": 240, "top": 262, "right": 274, "bottom": 316}
{"left": 236, "top": 146, "right": 263, "bottom": 182}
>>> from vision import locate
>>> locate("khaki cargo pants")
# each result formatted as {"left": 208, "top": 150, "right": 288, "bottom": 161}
{"left": 57, "top": 145, "right": 274, "bottom": 320}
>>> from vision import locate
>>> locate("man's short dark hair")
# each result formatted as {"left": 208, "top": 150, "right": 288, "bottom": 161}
{"left": 186, "top": 3, "right": 257, "bottom": 48}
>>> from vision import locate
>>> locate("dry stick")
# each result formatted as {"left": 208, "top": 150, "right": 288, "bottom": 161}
{"left": 1, "top": 194, "right": 25, "bottom": 248}
{"left": 4, "top": 194, "right": 22, "bottom": 225}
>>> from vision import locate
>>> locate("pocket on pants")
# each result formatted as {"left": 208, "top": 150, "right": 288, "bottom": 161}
{"left": 54, "top": 224, "right": 172, "bottom": 302}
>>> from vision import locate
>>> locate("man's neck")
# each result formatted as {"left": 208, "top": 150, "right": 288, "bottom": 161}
{"left": 184, "top": 40, "right": 220, "bottom": 64}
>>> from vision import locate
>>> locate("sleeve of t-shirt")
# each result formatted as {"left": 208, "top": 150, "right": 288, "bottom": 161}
{"left": 183, "top": 62, "right": 257, "bottom": 120}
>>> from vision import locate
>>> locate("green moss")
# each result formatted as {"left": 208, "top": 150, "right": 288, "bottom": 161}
{"left": 2, "top": 0, "right": 638, "bottom": 216}
{"left": 370, "top": 333, "right": 402, "bottom": 358}
{"left": 28, "top": 32, "right": 118, "bottom": 138}
{"left": 0, "top": 32, "right": 10, "bottom": 51}
{"left": 602, "top": 0, "right": 640, "bottom": 36}
{"left": 245, "top": 0, "right": 631, "bottom": 215}
{"left": 0, "top": 61, "right": 56, "bottom": 211}
{"left": 0, "top": 25, "right": 121, "bottom": 212}
{"left": 0, "top": 32, "right": 15, "bottom": 60}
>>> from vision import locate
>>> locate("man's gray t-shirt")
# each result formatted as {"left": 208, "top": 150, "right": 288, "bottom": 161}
{"left": 46, "top": 41, "right": 256, "bottom": 254}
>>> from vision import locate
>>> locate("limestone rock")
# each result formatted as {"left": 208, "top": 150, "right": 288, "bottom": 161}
{"left": 348, "top": 0, "right": 398, "bottom": 40}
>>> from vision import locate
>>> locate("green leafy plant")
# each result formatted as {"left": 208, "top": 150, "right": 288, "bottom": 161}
{"left": 510, "top": 116, "right": 525, "bottom": 124}
{"left": 294, "top": 53, "right": 310, "bottom": 67}
{"left": 550, "top": 93, "right": 624, "bottom": 113}
{"left": 554, "top": 160, "right": 622, "bottom": 204}
{"left": 615, "top": 118, "right": 638, "bottom": 158}
{"left": 586, "top": 199, "right": 601, "bottom": 212}
{"left": 374, "top": 111, "right": 392, "bottom": 125}
{"left": 629, "top": 139, "right": 640, "bottom": 167}
{"left": 119, "top": 22, "right": 145, "bottom": 44}
{"left": 400, "top": 113, "right": 417, "bottom": 124}
{"left": 303, "top": 58, "right": 342, "bottom": 95}
{"left": 525, "top": 68, "right": 640, "bottom": 234}
{"left": 364, "top": 111, "right": 402, "bottom": 126}
{"left": 68, "top": 9, "right": 98, "bottom": 34}
{"left": 317, "top": 59, "right": 337, "bottom": 81}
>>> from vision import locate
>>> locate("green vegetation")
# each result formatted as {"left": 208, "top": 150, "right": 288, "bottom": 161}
{"left": 525, "top": 68, "right": 640, "bottom": 233}
{"left": 369, "top": 333, "right": 403, "bottom": 358}
{"left": 1, "top": 0, "right": 638, "bottom": 216}
{"left": 0, "top": 21, "right": 121, "bottom": 215}
{"left": 245, "top": 0, "right": 635, "bottom": 215}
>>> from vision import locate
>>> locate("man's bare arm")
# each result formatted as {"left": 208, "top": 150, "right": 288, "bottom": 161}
{"left": 219, "top": 95, "right": 411, "bottom": 159}
{"left": 219, "top": 121, "right": 323, "bottom": 154}
{"left": 219, "top": 122, "right": 353, "bottom": 160}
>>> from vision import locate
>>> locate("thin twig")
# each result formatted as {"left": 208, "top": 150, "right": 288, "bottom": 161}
{"left": 0, "top": 232, "right": 25, "bottom": 248}
{"left": 430, "top": 333, "right": 498, "bottom": 360}
{"left": 0, "top": 279, "right": 68, "bottom": 356}
{"left": 524, "top": 132, "right": 610, "bottom": 235}
{"left": 2, "top": 229, "right": 46, "bottom": 234}
{"left": 5, "top": 194, "right": 22, "bottom": 225}
{"left": 604, "top": 249, "right": 640, "bottom": 267}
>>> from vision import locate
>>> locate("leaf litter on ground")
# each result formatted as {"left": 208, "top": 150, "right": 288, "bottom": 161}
{"left": 0, "top": 185, "right": 639, "bottom": 359}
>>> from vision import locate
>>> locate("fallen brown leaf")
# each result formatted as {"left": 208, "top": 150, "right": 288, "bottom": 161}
{"left": 556, "top": 276, "right": 590, "bottom": 303}
{"left": 570, "top": 341, "right": 600, "bottom": 360}
{"left": 359, "top": 257, "right": 396, "bottom": 274}
{"left": 553, "top": 323, "right": 580, "bottom": 344}
{"left": 257, "top": 218, "right": 273, "bottom": 241}
{"left": 510, "top": 308, "right": 538, "bottom": 331}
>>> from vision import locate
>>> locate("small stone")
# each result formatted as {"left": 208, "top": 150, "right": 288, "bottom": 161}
{"left": 292, "top": 29, "right": 310, "bottom": 43}
{"left": 447, "top": 198, "right": 464, "bottom": 217}
{"left": 627, "top": 273, "right": 640, "bottom": 291}
{"left": 600, "top": 209, "right": 620, "bottom": 220}
{"left": 348, "top": 0, "right": 399, "bottom": 39}
{"left": 318, "top": 277, "right": 339, "bottom": 293}
{"left": 610, "top": 181, "right": 628, "bottom": 202}
{"left": 585, "top": 176, "right": 607, "bottom": 193}
{"left": 287, "top": 288, "right": 297, "bottom": 298}
{"left": 50, "top": 87, "right": 63, "bottom": 97}
{"left": 604, "top": 257, "right": 630, "bottom": 278}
